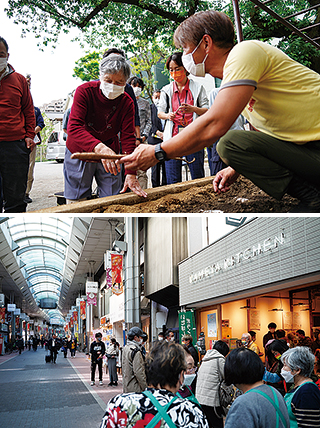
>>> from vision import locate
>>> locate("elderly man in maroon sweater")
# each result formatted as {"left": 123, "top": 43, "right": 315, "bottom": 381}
{"left": 64, "top": 54, "right": 147, "bottom": 202}
{"left": 0, "top": 37, "right": 36, "bottom": 212}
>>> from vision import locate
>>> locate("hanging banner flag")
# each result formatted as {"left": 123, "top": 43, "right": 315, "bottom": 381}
{"left": 73, "top": 310, "right": 78, "bottom": 323}
{"left": 70, "top": 316, "right": 74, "bottom": 328}
{"left": 15, "top": 316, "right": 20, "bottom": 329}
{"left": 178, "top": 309, "right": 197, "bottom": 345}
{"left": 111, "top": 253, "right": 123, "bottom": 295}
{"left": 80, "top": 300, "right": 86, "bottom": 320}
{"left": 105, "top": 251, "right": 113, "bottom": 289}
{"left": 86, "top": 281, "right": 98, "bottom": 306}
{"left": 0, "top": 307, "right": 5, "bottom": 323}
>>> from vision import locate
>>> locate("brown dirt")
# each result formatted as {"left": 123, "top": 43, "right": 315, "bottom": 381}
{"left": 93, "top": 176, "right": 297, "bottom": 213}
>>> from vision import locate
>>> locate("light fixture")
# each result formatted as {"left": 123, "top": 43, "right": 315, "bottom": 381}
{"left": 112, "top": 240, "right": 127, "bottom": 253}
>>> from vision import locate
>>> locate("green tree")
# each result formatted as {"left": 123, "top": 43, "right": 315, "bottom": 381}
{"left": 73, "top": 51, "right": 101, "bottom": 81}
{"left": 225, "top": 0, "right": 320, "bottom": 72}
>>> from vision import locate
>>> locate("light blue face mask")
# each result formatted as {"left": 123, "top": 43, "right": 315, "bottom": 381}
{"left": 183, "top": 373, "right": 196, "bottom": 386}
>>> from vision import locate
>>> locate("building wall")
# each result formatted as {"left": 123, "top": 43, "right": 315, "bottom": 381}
{"left": 144, "top": 217, "right": 188, "bottom": 296}
{"left": 179, "top": 217, "right": 320, "bottom": 307}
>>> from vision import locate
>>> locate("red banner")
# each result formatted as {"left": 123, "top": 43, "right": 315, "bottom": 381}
{"left": 70, "top": 316, "right": 74, "bottom": 328}
{"left": 0, "top": 308, "right": 5, "bottom": 323}
{"left": 15, "top": 316, "right": 20, "bottom": 329}
{"left": 111, "top": 253, "right": 123, "bottom": 295}
{"left": 73, "top": 311, "right": 78, "bottom": 323}
{"left": 80, "top": 300, "right": 86, "bottom": 320}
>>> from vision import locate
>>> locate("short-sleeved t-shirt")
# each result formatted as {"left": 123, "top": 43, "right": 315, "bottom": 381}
{"left": 221, "top": 40, "right": 320, "bottom": 143}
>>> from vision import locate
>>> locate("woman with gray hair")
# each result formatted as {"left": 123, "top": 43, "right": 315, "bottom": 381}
{"left": 64, "top": 53, "right": 147, "bottom": 203}
{"left": 281, "top": 346, "right": 320, "bottom": 427}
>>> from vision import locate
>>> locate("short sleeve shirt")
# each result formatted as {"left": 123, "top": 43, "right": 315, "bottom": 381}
{"left": 221, "top": 40, "right": 320, "bottom": 143}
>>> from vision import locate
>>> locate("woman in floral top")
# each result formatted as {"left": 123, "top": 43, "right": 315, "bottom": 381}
{"left": 100, "top": 341, "right": 209, "bottom": 428}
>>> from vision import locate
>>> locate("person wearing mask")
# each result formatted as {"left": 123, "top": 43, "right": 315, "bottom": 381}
{"left": 157, "top": 332, "right": 164, "bottom": 341}
{"left": 122, "top": 326, "right": 147, "bottom": 393}
{"left": 120, "top": 10, "right": 320, "bottom": 213}
{"left": 106, "top": 337, "right": 119, "bottom": 386}
{"left": 0, "top": 37, "right": 36, "bottom": 212}
{"left": 128, "top": 76, "right": 151, "bottom": 190}
{"left": 182, "top": 334, "right": 199, "bottom": 367}
{"left": 70, "top": 338, "right": 77, "bottom": 358}
{"left": 295, "top": 329, "right": 313, "bottom": 349}
{"left": 100, "top": 341, "right": 209, "bottom": 428}
{"left": 263, "top": 339, "right": 289, "bottom": 396}
{"left": 24, "top": 73, "right": 45, "bottom": 204}
{"left": 165, "top": 330, "right": 175, "bottom": 343}
{"left": 281, "top": 346, "right": 320, "bottom": 427}
{"left": 196, "top": 340, "right": 230, "bottom": 428}
{"left": 89, "top": 332, "right": 106, "bottom": 386}
{"left": 263, "top": 323, "right": 277, "bottom": 348}
{"left": 157, "top": 51, "right": 208, "bottom": 185}
{"left": 248, "top": 330, "right": 263, "bottom": 357}
{"left": 64, "top": 54, "right": 147, "bottom": 203}
{"left": 148, "top": 90, "right": 167, "bottom": 187}
{"left": 241, "top": 332, "right": 259, "bottom": 355}
{"left": 177, "top": 348, "right": 198, "bottom": 400}
{"left": 224, "top": 348, "right": 290, "bottom": 428}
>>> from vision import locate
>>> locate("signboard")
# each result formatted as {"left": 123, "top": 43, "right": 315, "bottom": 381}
{"left": 80, "top": 300, "right": 86, "bottom": 320}
{"left": 111, "top": 254, "right": 123, "bottom": 295}
{"left": 86, "top": 281, "right": 98, "bottom": 306}
{"left": 7, "top": 304, "right": 16, "bottom": 312}
{"left": 105, "top": 251, "right": 113, "bottom": 289}
{"left": 207, "top": 313, "right": 217, "bottom": 337}
{"left": 178, "top": 309, "right": 197, "bottom": 345}
{"left": 0, "top": 307, "right": 5, "bottom": 323}
{"left": 0, "top": 293, "right": 4, "bottom": 306}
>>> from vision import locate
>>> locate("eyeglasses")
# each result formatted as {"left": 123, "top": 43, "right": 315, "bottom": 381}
{"left": 186, "top": 367, "right": 197, "bottom": 374}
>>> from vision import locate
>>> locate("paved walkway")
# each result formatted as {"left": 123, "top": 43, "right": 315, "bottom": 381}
{"left": 0, "top": 347, "right": 122, "bottom": 428}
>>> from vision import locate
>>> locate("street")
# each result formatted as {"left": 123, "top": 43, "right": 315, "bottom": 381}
{"left": 27, "top": 161, "right": 65, "bottom": 212}
{"left": 0, "top": 347, "right": 121, "bottom": 428}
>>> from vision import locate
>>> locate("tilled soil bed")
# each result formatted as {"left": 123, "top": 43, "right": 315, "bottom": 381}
{"left": 35, "top": 176, "right": 297, "bottom": 214}
{"left": 94, "top": 176, "right": 297, "bottom": 213}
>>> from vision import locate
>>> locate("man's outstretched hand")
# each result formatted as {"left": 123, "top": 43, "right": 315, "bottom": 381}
{"left": 213, "top": 167, "right": 240, "bottom": 194}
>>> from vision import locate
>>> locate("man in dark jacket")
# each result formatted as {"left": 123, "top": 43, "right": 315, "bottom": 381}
{"left": 89, "top": 332, "right": 106, "bottom": 386}
{"left": 148, "top": 90, "right": 166, "bottom": 187}
{"left": 182, "top": 334, "right": 199, "bottom": 366}
{"left": 47, "top": 334, "right": 60, "bottom": 363}
{"left": 0, "top": 37, "right": 36, "bottom": 212}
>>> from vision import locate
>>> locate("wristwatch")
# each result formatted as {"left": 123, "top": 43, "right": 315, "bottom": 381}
{"left": 155, "top": 143, "right": 168, "bottom": 162}
{"left": 136, "top": 137, "right": 143, "bottom": 143}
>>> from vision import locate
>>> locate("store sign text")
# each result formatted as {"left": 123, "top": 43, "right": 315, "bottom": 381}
{"left": 189, "top": 232, "right": 285, "bottom": 284}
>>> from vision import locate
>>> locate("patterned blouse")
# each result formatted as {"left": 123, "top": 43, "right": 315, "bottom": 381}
{"left": 100, "top": 387, "right": 209, "bottom": 428}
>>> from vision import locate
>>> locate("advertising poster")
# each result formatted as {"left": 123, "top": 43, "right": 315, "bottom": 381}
{"left": 249, "top": 309, "right": 261, "bottom": 330}
{"left": 80, "top": 300, "right": 86, "bottom": 320}
{"left": 111, "top": 254, "right": 123, "bottom": 295}
{"left": 283, "top": 312, "right": 293, "bottom": 330}
{"left": 86, "top": 281, "right": 98, "bottom": 306}
{"left": 207, "top": 312, "right": 217, "bottom": 338}
{"left": 178, "top": 310, "right": 196, "bottom": 344}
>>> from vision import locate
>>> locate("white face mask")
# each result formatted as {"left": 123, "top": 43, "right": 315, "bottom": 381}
{"left": 0, "top": 57, "right": 8, "bottom": 72}
{"left": 100, "top": 81, "right": 125, "bottom": 100}
{"left": 158, "top": 336, "right": 164, "bottom": 341}
{"left": 183, "top": 373, "right": 196, "bottom": 386}
{"left": 182, "top": 39, "right": 208, "bottom": 77}
{"left": 280, "top": 368, "right": 294, "bottom": 383}
{"left": 133, "top": 86, "right": 142, "bottom": 98}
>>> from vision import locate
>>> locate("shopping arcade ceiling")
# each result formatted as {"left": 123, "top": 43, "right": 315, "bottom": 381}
{"left": 0, "top": 216, "right": 123, "bottom": 325}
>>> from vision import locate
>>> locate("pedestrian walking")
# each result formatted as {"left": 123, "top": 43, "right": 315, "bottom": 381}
{"left": 100, "top": 341, "right": 209, "bottom": 428}
{"left": 70, "top": 338, "right": 76, "bottom": 358}
{"left": 90, "top": 332, "right": 106, "bottom": 386}
{"left": 106, "top": 338, "right": 119, "bottom": 386}
{"left": 122, "top": 326, "right": 147, "bottom": 393}
{"left": 16, "top": 335, "right": 24, "bottom": 354}
{"left": 47, "top": 334, "right": 60, "bottom": 363}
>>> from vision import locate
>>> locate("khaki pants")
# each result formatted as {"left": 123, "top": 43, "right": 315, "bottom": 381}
{"left": 217, "top": 130, "right": 320, "bottom": 200}
{"left": 26, "top": 145, "right": 37, "bottom": 196}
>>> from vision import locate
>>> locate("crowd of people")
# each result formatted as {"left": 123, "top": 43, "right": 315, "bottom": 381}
{"left": 2, "top": 7, "right": 320, "bottom": 212}
{"left": 97, "top": 324, "right": 320, "bottom": 428}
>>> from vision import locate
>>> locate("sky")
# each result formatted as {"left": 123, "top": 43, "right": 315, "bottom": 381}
{"left": 1, "top": 1, "right": 85, "bottom": 106}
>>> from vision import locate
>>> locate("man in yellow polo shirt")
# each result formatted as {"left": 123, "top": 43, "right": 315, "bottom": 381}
{"left": 121, "top": 11, "right": 320, "bottom": 212}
